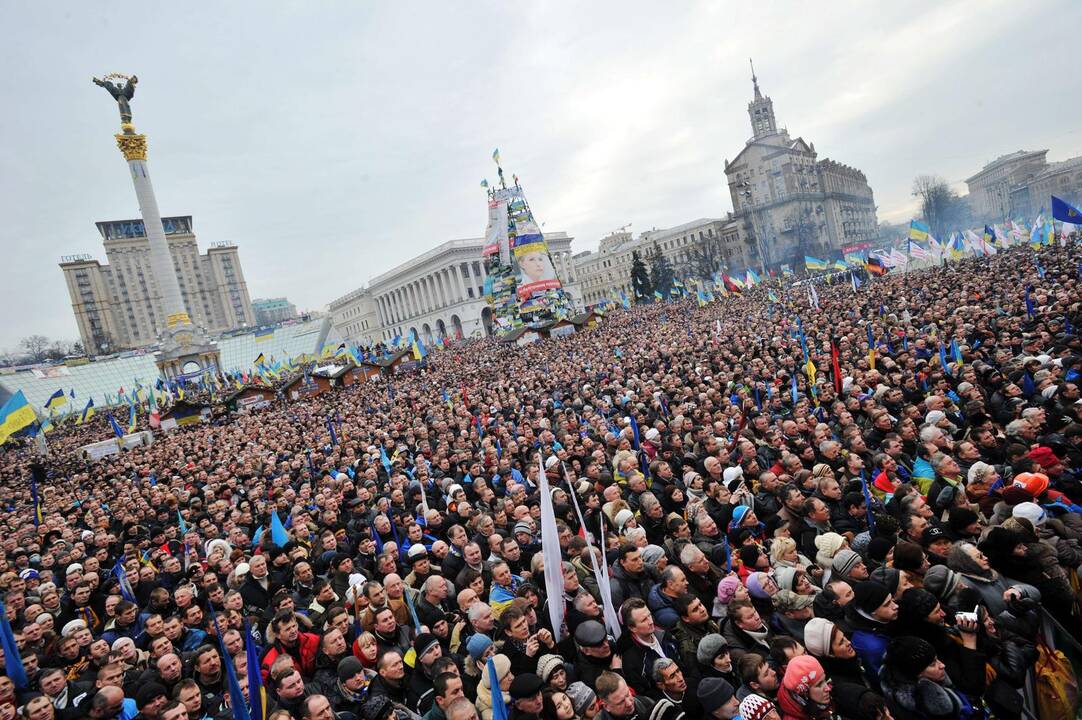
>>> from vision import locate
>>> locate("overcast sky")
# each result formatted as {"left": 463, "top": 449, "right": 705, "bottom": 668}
{"left": 1, "top": 1, "right": 1079, "bottom": 351}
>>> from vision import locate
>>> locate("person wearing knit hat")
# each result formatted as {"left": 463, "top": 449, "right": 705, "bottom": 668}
{"left": 1028, "top": 446, "right": 1062, "bottom": 473}
{"left": 714, "top": 574, "right": 747, "bottom": 617}
{"left": 336, "top": 653, "right": 372, "bottom": 715}
{"left": 614, "top": 508, "right": 635, "bottom": 532}
{"left": 695, "top": 676, "right": 739, "bottom": 718}
{"left": 477, "top": 654, "right": 513, "bottom": 720}
{"left": 880, "top": 636, "right": 965, "bottom": 720}
{"left": 865, "top": 536, "right": 893, "bottom": 569}
{"left": 777, "top": 656, "right": 833, "bottom": 720}
{"left": 868, "top": 566, "right": 909, "bottom": 599}
{"left": 830, "top": 549, "right": 867, "bottom": 582}
{"left": 696, "top": 633, "right": 730, "bottom": 666}
{"left": 1012, "top": 501, "right": 1047, "bottom": 527}
{"left": 803, "top": 617, "right": 835, "bottom": 658}
{"left": 814, "top": 533, "right": 845, "bottom": 569}
{"left": 466, "top": 633, "right": 494, "bottom": 663}
{"left": 738, "top": 694, "right": 779, "bottom": 720}
{"left": 847, "top": 581, "right": 897, "bottom": 680}
{"left": 565, "top": 681, "right": 598, "bottom": 718}
{"left": 803, "top": 617, "right": 866, "bottom": 688}
{"left": 536, "top": 654, "right": 566, "bottom": 688}
{"left": 922, "top": 565, "right": 962, "bottom": 603}
{"left": 897, "top": 588, "right": 941, "bottom": 626}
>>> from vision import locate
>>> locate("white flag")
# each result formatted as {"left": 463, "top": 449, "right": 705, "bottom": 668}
{"left": 538, "top": 453, "right": 567, "bottom": 641}
{"left": 807, "top": 283, "right": 819, "bottom": 310}
{"left": 563, "top": 465, "right": 621, "bottom": 639}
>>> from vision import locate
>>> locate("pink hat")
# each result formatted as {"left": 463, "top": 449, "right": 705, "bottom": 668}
{"left": 716, "top": 575, "right": 742, "bottom": 604}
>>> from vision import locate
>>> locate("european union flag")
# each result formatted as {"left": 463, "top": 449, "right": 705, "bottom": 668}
{"left": 1052, "top": 195, "right": 1082, "bottom": 224}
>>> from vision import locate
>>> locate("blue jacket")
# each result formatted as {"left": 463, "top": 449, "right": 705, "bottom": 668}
{"left": 646, "top": 583, "right": 679, "bottom": 630}
{"left": 850, "top": 622, "right": 890, "bottom": 688}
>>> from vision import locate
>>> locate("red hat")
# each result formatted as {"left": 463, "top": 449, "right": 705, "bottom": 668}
{"left": 1028, "top": 446, "right": 1061, "bottom": 470}
{"left": 1012, "top": 472, "right": 1050, "bottom": 498}
{"left": 782, "top": 655, "right": 826, "bottom": 695}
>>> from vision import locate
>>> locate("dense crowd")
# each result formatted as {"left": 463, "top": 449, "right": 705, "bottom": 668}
{"left": 1, "top": 242, "right": 1082, "bottom": 720}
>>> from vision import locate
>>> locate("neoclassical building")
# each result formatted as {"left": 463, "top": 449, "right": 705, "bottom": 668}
{"left": 724, "top": 66, "right": 878, "bottom": 268}
{"left": 328, "top": 233, "right": 579, "bottom": 345}
{"left": 966, "top": 149, "right": 1082, "bottom": 222}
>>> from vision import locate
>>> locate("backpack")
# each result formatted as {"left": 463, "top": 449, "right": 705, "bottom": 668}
{"left": 1035, "top": 639, "right": 1079, "bottom": 720}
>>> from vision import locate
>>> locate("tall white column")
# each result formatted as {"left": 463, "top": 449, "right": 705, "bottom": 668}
{"left": 437, "top": 271, "right": 449, "bottom": 307}
{"left": 120, "top": 140, "right": 190, "bottom": 329}
{"left": 455, "top": 263, "right": 468, "bottom": 300}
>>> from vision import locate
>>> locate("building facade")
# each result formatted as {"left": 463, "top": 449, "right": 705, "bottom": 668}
{"left": 59, "top": 216, "right": 255, "bottom": 355}
{"left": 966, "top": 149, "right": 1082, "bottom": 222}
{"left": 251, "top": 297, "right": 298, "bottom": 326}
{"left": 724, "top": 67, "right": 878, "bottom": 269}
{"left": 574, "top": 218, "right": 750, "bottom": 307}
{"left": 328, "top": 232, "right": 579, "bottom": 345}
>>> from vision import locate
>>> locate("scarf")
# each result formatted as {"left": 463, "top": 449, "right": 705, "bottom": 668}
{"left": 336, "top": 678, "right": 368, "bottom": 704}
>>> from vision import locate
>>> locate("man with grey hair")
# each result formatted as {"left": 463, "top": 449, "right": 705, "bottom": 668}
{"left": 417, "top": 575, "right": 452, "bottom": 628}
{"left": 651, "top": 657, "right": 693, "bottom": 717}
{"left": 928, "top": 452, "right": 964, "bottom": 510}
{"left": 646, "top": 565, "right": 687, "bottom": 630}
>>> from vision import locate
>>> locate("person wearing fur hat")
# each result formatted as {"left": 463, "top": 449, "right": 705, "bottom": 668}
{"left": 776, "top": 655, "right": 834, "bottom": 720}
{"left": 879, "top": 636, "right": 976, "bottom": 720}
{"left": 802, "top": 617, "right": 867, "bottom": 688}
{"left": 812, "top": 533, "right": 846, "bottom": 578}
{"left": 844, "top": 581, "right": 898, "bottom": 688}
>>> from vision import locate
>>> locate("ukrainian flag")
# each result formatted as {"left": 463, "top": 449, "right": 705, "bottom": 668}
{"left": 253, "top": 352, "right": 265, "bottom": 367}
{"left": 767, "top": 290, "right": 779, "bottom": 303}
{"left": 128, "top": 403, "right": 137, "bottom": 433}
{"left": 411, "top": 335, "right": 428, "bottom": 361}
{"left": 654, "top": 290, "right": 663, "bottom": 302}
{"left": 805, "top": 256, "right": 829, "bottom": 270}
{"left": 833, "top": 260, "right": 849, "bottom": 271}
{"left": 107, "top": 412, "right": 125, "bottom": 438}
{"left": 44, "top": 389, "right": 67, "bottom": 410}
{"left": 255, "top": 329, "right": 274, "bottom": 342}
{"left": 0, "top": 391, "right": 36, "bottom": 444}
{"left": 76, "top": 398, "right": 95, "bottom": 425}
{"left": 908, "top": 219, "right": 930, "bottom": 241}
{"left": 746, "top": 268, "right": 761, "bottom": 286}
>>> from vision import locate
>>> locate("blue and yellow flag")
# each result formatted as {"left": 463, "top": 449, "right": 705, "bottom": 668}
{"left": 44, "top": 389, "right": 67, "bottom": 410}
{"left": 76, "top": 396, "right": 95, "bottom": 424}
{"left": 253, "top": 352, "right": 265, "bottom": 367}
{"left": 128, "top": 403, "right": 137, "bottom": 433}
{"left": 908, "top": 219, "right": 930, "bottom": 241}
{"left": 0, "top": 391, "right": 36, "bottom": 445}
{"left": 412, "top": 335, "right": 428, "bottom": 361}
{"left": 492, "top": 148, "right": 500, "bottom": 164}
{"left": 107, "top": 412, "right": 125, "bottom": 438}
{"left": 805, "top": 256, "right": 829, "bottom": 270}
{"left": 254, "top": 329, "right": 274, "bottom": 342}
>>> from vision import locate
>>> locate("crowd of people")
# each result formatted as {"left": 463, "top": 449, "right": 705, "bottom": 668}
{"left": 1, "top": 242, "right": 1082, "bottom": 720}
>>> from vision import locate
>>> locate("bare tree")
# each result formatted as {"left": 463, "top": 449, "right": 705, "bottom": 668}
{"left": 912, "top": 175, "right": 970, "bottom": 240}
{"left": 20, "top": 335, "right": 50, "bottom": 362}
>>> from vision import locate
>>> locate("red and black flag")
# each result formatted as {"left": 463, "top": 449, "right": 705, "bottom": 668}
{"left": 830, "top": 337, "right": 843, "bottom": 394}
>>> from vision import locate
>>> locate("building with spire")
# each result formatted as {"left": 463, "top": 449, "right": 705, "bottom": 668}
{"left": 724, "top": 61, "right": 878, "bottom": 269}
